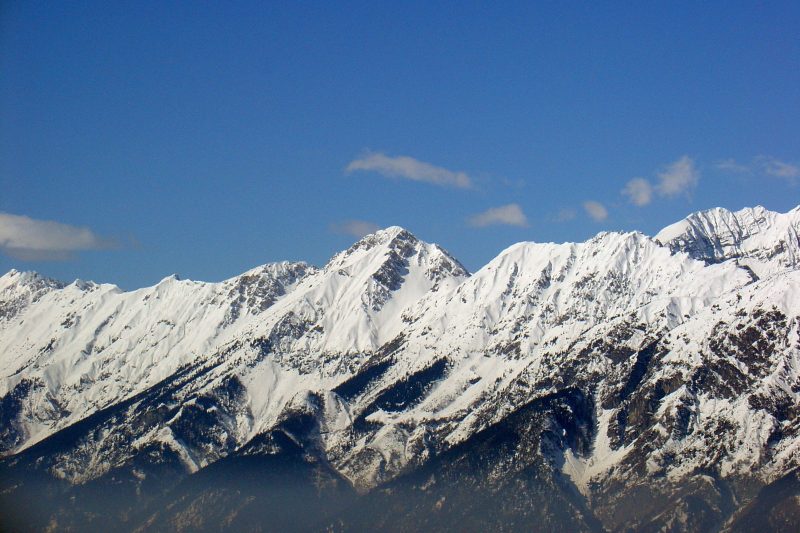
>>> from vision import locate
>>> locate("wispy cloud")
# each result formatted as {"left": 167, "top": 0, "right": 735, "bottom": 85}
{"left": 760, "top": 156, "right": 799, "bottom": 184}
{"left": 656, "top": 155, "right": 699, "bottom": 198}
{"left": 346, "top": 152, "right": 473, "bottom": 189}
{"left": 329, "top": 219, "right": 381, "bottom": 238}
{"left": 468, "top": 203, "right": 529, "bottom": 228}
{"left": 0, "top": 212, "right": 115, "bottom": 261}
{"left": 582, "top": 201, "right": 608, "bottom": 222}
{"left": 553, "top": 208, "right": 577, "bottom": 222}
{"left": 621, "top": 178, "right": 653, "bottom": 206}
{"left": 715, "top": 158, "right": 750, "bottom": 173}
{"left": 715, "top": 155, "right": 799, "bottom": 185}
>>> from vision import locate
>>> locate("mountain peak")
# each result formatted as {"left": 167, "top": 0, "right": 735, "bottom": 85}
{"left": 356, "top": 225, "right": 417, "bottom": 249}
{"left": 377, "top": 225, "right": 411, "bottom": 237}
{"left": 655, "top": 204, "right": 800, "bottom": 276}
{"left": 655, "top": 205, "right": 780, "bottom": 242}
{"left": 326, "top": 226, "right": 419, "bottom": 269}
{"left": 1, "top": 269, "right": 65, "bottom": 290}
{"left": 0, "top": 269, "right": 66, "bottom": 323}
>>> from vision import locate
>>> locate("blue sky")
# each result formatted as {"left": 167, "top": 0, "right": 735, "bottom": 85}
{"left": 2, "top": 1, "right": 799, "bottom": 289}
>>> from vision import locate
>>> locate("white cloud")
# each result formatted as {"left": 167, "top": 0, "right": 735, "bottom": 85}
{"left": 656, "top": 155, "right": 699, "bottom": 197}
{"left": 346, "top": 152, "right": 473, "bottom": 189}
{"left": 330, "top": 219, "right": 381, "bottom": 238}
{"left": 582, "top": 201, "right": 608, "bottom": 222}
{"left": 621, "top": 178, "right": 653, "bottom": 206}
{"left": 0, "top": 212, "right": 113, "bottom": 261}
{"left": 554, "top": 208, "right": 577, "bottom": 222}
{"left": 715, "top": 155, "right": 798, "bottom": 185}
{"left": 468, "top": 203, "right": 529, "bottom": 228}
{"left": 715, "top": 158, "right": 751, "bottom": 173}
{"left": 759, "top": 156, "right": 799, "bottom": 184}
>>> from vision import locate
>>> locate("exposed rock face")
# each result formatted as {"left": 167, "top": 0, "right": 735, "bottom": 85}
{"left": 1, "top": 207, "right": 798, "bottom": 531}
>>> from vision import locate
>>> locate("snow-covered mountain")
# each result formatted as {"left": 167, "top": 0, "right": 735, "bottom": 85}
{"left": 1, "top": 206, "right": 798, "bottom": 532}
{"left": 655, "top": 205, "right": 800, "bottom": 277}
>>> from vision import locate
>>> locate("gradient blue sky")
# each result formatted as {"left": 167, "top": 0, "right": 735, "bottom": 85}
{"left": 2, "top": 1, "right": 799, "bottom": 289}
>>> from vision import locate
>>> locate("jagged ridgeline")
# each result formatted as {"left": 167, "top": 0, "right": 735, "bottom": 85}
{"left": 1, "top": 206, "right": 799, "bottom": 532}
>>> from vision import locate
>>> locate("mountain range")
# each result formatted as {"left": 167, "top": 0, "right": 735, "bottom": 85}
{"left": 1, "top": 205, "right": 799, "bottom": 532}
